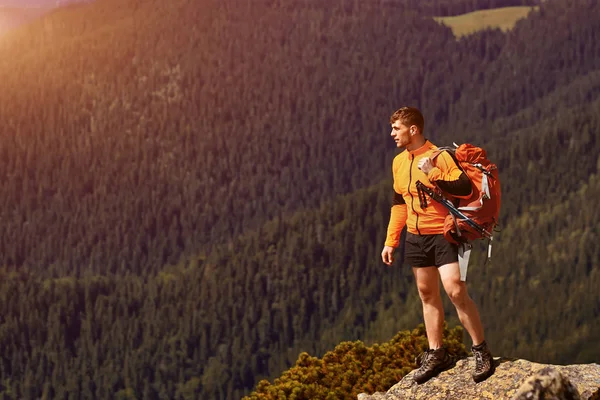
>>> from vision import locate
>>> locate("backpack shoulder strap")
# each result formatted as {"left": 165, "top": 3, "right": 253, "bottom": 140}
{"left": 431, "top": 143, "right": 459, "bottom": 159}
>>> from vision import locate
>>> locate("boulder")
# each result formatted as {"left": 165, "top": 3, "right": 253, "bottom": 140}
{"left": 357, "top": 358, "right": 600, "bottom": 400}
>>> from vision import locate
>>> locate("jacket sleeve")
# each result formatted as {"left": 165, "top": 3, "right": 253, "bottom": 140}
{"left": 385, "top": 191, "right": 407, "bottom": 248}
{"left": 427, "top": 151, "right": 472, "bottom": 197}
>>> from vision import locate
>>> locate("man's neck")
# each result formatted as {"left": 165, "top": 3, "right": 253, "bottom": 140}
{"left": 406, "top": 136, "right": 426, "bottom": 152}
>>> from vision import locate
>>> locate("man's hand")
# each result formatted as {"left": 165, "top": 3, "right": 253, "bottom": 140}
{"left": 381, "top": 246, "right": 395, "bottom": 266}
{"left": 418, "top": 157, "right": 434, "bottom": 174}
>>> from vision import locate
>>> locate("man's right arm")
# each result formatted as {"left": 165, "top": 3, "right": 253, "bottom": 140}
{"left": 385, "top": 192, "right": 407, "bottom": 247}
{"left": 382, "top": 191, "right": 408, "bottom": 265}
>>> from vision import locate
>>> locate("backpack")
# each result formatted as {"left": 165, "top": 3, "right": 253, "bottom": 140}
{"left": 430, "top": 143, "right": 501, "bottom": 245}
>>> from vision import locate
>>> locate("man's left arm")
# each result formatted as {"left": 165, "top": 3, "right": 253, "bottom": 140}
{"left": 419, "top": 152, "right": 472, "bottom": 197}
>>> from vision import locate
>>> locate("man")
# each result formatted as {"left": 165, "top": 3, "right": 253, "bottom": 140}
{"left": 381, "top": 106, "right": 495, "bottom": 384}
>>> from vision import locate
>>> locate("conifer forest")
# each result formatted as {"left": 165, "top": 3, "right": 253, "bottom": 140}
{"left": 0, "top": 0, "right": 598, "bottom": 398}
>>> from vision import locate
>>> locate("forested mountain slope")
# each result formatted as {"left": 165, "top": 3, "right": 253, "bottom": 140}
{"left": 0, "top": 0, "right": 556, "bottom": 276}
{"left": 1, "top": 85, "right": 598, "bottom": 398}
{"left": 0, "top": 0, "right": 456, "bottom": 274}
{"left": 1, "top": 125, "right": 598, "bottom": 399}
{"left": 0, "top": 0, "right": 598, "bottom": 399}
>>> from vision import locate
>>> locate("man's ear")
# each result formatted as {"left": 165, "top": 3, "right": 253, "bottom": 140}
{"left": 410, "top": 125, "right": 417, "bottom": 136}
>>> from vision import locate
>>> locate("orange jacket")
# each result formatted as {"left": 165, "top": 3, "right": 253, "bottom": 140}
{"left": 385, "top": 140, "right": 465, "bottom": 247}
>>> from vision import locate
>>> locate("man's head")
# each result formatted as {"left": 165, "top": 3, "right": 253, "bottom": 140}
{"left": 389, "top": 106, "right": 425, "bottom": 149}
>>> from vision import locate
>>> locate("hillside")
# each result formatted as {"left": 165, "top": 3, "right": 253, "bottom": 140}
{"left": 0, "top": 0, "right": 483, "bottom": 275}
{"left": 0, "top": 0, "right": 594, "bottom": 275}
{"left": 0, "top": 0, "right": 598, "bottom": 399}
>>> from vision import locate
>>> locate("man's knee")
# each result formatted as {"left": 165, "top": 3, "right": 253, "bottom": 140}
{"left": 417, "top": 284, "right": 440, "bottom": 304}
{"left": 446, "top": 283, "right": 469, "bottom": 307}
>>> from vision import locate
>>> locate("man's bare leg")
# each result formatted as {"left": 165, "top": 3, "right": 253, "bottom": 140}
{"left": 438, "top": 262, "right": 484, "bottom": 345}
{"left": 411, "top": 266, "right": 454, "bottom": 384}
{"left": 439, "top": 261, "right": 495, "bottom": 382}
{"left": 412, "top": 266, "right": 444, "bottom": 349}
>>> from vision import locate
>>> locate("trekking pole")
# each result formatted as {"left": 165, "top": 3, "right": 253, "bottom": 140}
{"left": 415, "top": 181, "right": 493, "bottom": 239}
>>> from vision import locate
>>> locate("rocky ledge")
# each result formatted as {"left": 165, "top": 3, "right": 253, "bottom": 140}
{"left": 358, "top": 357, "right": 600, "bottom": 400}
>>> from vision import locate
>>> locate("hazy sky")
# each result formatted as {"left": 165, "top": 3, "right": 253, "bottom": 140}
{"left": 0, "top": 0, "right": 54, "bottom": 6}
{"left": 0, "top": 0, "right": 87, "bottom": 7}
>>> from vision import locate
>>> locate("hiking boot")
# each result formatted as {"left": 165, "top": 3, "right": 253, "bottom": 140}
{"left": 413, "top": 347, "right": 453, "bottom": 384}
{"left": 472, "top": 340, "right": 495, "bottom": 383}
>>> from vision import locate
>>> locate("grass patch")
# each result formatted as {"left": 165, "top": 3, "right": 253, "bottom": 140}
{"left": 434, "top": 6, "right": 539, "bottom": 38}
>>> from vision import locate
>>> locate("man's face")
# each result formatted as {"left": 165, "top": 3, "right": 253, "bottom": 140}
{"left": 390, "top": 120, "right": 413, "bottom": 148}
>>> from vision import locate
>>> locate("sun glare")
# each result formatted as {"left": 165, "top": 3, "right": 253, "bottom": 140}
{"left": 0, "top": 5, "right": 53, "bottom": 38}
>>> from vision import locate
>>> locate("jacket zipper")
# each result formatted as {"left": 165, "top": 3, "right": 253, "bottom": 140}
{"left": 408, "top": 155, "right": 421, "bottom": 235}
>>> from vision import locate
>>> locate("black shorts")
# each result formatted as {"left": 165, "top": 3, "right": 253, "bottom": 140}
{"left": 404, "top": 232, "right": 458, "bottom": 268}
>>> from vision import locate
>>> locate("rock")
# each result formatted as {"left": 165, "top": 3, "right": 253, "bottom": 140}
{"left": 358, "top": 393, "right": 386, "bottom": 400}
{"left": 357, "top": 358, "right": 600, "bottom": 400}
{"left": 511, "top": 366, "right": 580, "bottom": 400}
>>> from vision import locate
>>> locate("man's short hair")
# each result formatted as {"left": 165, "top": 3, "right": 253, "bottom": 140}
{"left": 390, "top": 107, "right": 424, "bottom": 133}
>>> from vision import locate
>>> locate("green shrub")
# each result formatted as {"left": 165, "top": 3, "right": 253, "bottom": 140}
{"left": 244, "top": 324, "right": 468, "bottom": 400}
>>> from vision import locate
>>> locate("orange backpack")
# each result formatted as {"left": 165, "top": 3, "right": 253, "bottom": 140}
{"left": 431, "top": 143, "right": 501, "bottom": 245}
